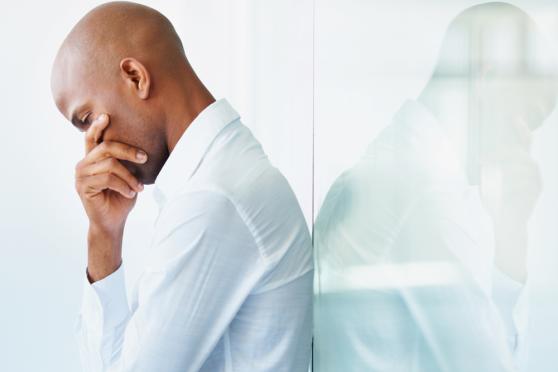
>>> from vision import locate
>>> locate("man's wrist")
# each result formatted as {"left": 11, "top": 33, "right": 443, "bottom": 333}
{"left": 87, "top": 223, "right": 125, "bottom": 283}
{"left": 493, "top": 221, "right": 528, "bottom": 284}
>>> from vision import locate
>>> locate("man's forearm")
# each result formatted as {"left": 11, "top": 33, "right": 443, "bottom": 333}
{"left": 493, "top": 221, "right": 528, "bottom": 284}
{"left": 87, "top": 223, "right": 124, "bottom": 283}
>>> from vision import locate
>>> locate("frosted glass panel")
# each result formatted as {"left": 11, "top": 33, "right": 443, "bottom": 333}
{"left": 313, "top": 1, "right": 558, "bottom": 371}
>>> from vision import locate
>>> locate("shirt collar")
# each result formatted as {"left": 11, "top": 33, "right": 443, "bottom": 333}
{"left": 153, "top": 98, "right": 240, "bottom": 206}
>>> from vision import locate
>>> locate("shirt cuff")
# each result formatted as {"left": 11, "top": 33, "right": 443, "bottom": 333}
{"left": 81, "top": 263, "right": 130, "bottom": 332}
{"left": 492, "top": 266, "right": 530, "bottom": 350}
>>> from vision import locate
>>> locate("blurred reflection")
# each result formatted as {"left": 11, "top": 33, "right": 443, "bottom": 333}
{"left": 314, "top": 3, "right": 558, "bottom": 371}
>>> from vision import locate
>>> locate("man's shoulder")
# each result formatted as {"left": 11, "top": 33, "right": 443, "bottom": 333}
{"left": 162, "top": 119, "right": 310, "bottom": 259}
{"left": 192, "top": 120, "right": 302, "bottom": 226}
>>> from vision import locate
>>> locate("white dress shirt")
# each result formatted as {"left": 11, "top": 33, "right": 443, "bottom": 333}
{"left": 314, "top": 99, "right": 528, "bottom": 372}
{"left": 76, "top": 99, "right": 314, "bottom": 372}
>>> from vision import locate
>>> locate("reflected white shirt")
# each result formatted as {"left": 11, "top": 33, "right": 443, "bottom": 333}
{"left": 314, "top": 99, "right": 528, "bottom": 372}
{"left": 76, "top": 99, "right": 313, "bottom": 372}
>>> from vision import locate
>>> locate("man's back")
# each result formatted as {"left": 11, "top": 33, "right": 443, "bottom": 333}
{"left": 183, "top": 101, "right": 314, "bottom": 371}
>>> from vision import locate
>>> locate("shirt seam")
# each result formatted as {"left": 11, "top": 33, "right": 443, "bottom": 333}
{"left": 251, "top": 267, "right": 314, "bottom": 295}
{"left": 207, "top": 188, "right": 271, "bottom": 267}
{"left": 159, "top": 188, "right": 271, "bottom": 267}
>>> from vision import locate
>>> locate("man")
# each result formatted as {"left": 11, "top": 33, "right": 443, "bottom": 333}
{"left": 314, "top": 3, "right": 557, "bottom": 371}
{"left": 50, "top": 2, "right": 313, "bottom": 371}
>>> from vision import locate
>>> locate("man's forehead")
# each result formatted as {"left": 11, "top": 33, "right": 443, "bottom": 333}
{"left": 51, "top": 49, "right": 91, "bottom": 119}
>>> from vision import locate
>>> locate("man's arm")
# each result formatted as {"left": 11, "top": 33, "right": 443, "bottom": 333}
{"left": 86, "top": 224, "right": 124, "bottom": 283}
{"left": 73, "top": 114, "right": 265, "bottom": 371}
{"left": 76, "top": 191, "right": 264, "bottom": 371}
{"left": 74, "top": 113, "right": 147, "bottom": 283}
{"left": 393, "top": 198, "right": 519, "bottom": 371}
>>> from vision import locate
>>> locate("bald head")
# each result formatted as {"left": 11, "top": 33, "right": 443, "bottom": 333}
{"left": 417, "top": 2, "right": 558, "bottom": 186}
{"left": 51, "top": 1, "right": 214, "bottom": 185}
{"left": 67, "top": 0, "right": 185, "bottom": 56}
{"left": 52, "top": 1, "right": 187, "bottom": 104}
{"left": 432, "top": 2, "right": 554, "bottom": 79}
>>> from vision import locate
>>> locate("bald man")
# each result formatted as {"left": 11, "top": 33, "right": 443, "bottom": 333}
{"left": 50, "top": 2, "right": 313, "bottom": 371}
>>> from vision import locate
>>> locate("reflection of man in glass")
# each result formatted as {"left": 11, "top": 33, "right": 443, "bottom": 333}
{"left": 314, "top": 3, "right": 557, "bottom": 371}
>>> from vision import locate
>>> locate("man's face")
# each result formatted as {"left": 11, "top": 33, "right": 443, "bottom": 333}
{"left": 477, "top": 76, "right": 557, "bottom": 159}
{"left": 477, "top": 75, "right": 557, "bottom": 221}
{"left": 51, "top": 54, "right": 168, "bottom": 185}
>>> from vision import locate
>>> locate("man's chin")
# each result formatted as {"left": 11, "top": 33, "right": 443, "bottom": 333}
{"left": 120, "top": 160, "right": 156, "bottom": 185}
{"left": 141, "top": 177, "right": 157, "bottom": 185}
{"left": 135, "top": 168, "right": 157, "bottom": 185}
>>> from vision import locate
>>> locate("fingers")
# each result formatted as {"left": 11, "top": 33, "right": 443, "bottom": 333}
{"left": 82, "top": 112, "right": 147, "bottom": 163}
{"left": 86, "top": 140, "right": 148, "bottom": 165}
{"left": 85, "top": 114, "right": 110, "bottom": 154}
{"left": 79, "top": 157, "right": 144, "bottom": 193}
{"left": 77, "top": 113, "right": 147, "bottom": 200}
{"left": 79, "top": 173, "right": 138, "bottom": 199}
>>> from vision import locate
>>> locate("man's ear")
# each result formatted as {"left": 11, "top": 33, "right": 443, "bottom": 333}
{"left": 119, "top": 57, "right": 151, "bottom": 99}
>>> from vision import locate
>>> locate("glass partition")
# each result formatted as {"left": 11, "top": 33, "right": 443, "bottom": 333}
{"left": 313, "top": 1, "right": 558, "bottom": 371}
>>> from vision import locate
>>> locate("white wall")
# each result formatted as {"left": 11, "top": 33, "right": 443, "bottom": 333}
{"left": 0, "top": 1, "right": 312, "bottom": 371}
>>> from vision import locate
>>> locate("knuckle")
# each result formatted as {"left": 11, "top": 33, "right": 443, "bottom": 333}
{"left": 99, "top": 141, "right": 109, "bottom": 156}
{"left": 75, "top": 160, "right": 88, "bottom": 177}
{"left": 74, "top": 178, "right": 86, "bottom": 195}
{"left": 101, "top": 173, "right": 112, "bottom": 184}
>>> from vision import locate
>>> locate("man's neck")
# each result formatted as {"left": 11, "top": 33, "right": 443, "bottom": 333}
{"left": 417, "top": 80, "right": 470, "bottom": 171}
{"left": 164, "top": 79, "right": 216, "bottom": 154}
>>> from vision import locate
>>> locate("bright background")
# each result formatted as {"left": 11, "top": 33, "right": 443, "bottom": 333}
{"left": 0, "top": 1, "right": 557, "bottom": 371}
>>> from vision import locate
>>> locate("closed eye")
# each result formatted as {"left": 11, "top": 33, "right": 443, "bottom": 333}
{"left": 77, "top": 112, "right": 93, "bottom": 132}
{"left": 82, "top": 112, "right": 92, "bottom": 125}
{"left": 70, "top": 108, "right": 93, "bottom": 132}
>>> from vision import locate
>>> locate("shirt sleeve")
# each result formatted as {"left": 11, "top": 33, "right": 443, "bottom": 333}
{"left": 75, "top": 191, "right": 266, "bottom": 372}
{"left": 491, "top": 267, "right": 530, "bottom": 369}
{"left": 315, "top": 188, "right": 520, "bottom": 372}
{"left": 76, "top": 264, "right": 130, "bottom": 372}
{"left": 388, "top": 199, "right": 519, "bottom": 372}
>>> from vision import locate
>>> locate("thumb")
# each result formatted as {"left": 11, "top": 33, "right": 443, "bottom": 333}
{"left": 84, "top": 113, "right": 110, "bottom": 154}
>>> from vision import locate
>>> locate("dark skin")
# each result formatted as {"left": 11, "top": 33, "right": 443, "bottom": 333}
{"left": 50, "top": 2, "right": 215, "bottom": 282}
